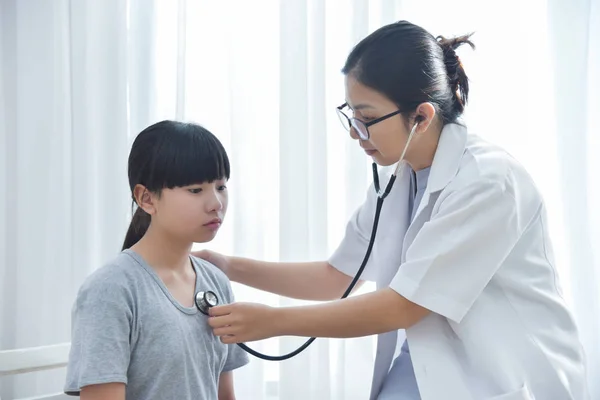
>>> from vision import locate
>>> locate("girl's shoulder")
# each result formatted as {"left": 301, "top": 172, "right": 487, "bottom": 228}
{"left": 75, "top": 251, "right": 145, "bottom": 302}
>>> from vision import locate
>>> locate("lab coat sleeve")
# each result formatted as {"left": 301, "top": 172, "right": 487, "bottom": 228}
{"left": 389, "top": 180, "right": 523, "bottom": 323}
{"left": 328, "top": 184, "right": 379, "bottom": 282}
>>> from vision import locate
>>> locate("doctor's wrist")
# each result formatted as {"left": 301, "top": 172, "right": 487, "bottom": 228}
{"left": 271, "top": 306, "right": 306, "bottom": 338}
{"left": 270, "top": 307, "right": 293, "bottom": 337}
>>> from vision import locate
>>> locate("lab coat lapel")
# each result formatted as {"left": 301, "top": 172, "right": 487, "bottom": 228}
{"left": 402, "top": 123, "right": 469, "bottom": 260}
{"left": 425, "top": 122, "right": 469, "bottom": 194}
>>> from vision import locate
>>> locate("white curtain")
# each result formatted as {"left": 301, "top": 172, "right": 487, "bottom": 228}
{"left": 1, "top": 0, "right": 598, "bottom": 399}
{"left": 1, "top": 0, "right": 132, "bottom": 398}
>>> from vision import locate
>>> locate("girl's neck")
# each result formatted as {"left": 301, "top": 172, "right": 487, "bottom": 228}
{"left": 130, "top": 225, "right": 193, "bottom": 273}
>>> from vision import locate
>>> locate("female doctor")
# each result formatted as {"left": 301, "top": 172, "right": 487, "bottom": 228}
{"left": 198, "top": 21, "right": 589, "bottom": 399}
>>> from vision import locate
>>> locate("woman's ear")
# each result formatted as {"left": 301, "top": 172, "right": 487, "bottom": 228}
{"left": 133, "top": 184, "right": 156, "bottom": 215}
{"left": 413, "top": 102, "right": 437, "bottom": 132}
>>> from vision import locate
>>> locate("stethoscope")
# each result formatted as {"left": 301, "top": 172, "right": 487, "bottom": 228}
{"left": 195, "top": 122, "right": 420, "bottom": 361}
{"left": 195, "top": 291, "right": 220, "bottom": 314}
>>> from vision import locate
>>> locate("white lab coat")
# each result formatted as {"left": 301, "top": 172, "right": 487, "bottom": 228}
{"left": 329, "top": 123, "right": 589, "bottom": 400}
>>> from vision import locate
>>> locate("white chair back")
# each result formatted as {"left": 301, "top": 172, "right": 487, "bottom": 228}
{"left": 0, "top": 343, "right": 71, "bottom": 400}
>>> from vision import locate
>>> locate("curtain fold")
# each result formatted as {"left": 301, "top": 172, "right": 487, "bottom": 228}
{"left": 547, "top": 0, "right": 600, "bottom": 396}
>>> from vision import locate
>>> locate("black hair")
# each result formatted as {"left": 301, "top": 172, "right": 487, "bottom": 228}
{"left": 342, "top": 20, "right": 475, "bottom": 125}
{"left": 121, "top": 120, "right": 230, "bottom": 250}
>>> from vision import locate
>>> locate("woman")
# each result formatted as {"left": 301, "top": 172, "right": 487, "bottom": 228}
{"left": 65, "top": 121, "right": 248, "bottom": 400}
{"left": 199, "top": 21, "right": 589, "bottom": 399}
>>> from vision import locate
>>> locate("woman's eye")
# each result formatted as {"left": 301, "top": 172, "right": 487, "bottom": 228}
{"left": 218, "top": 185, "right": 228, "bottom": 191}
{"left": 354, "top": 112, "right": 374, "bottom": 121}
{"left": 189, "top": 188, "right": 202, "bottom": 194}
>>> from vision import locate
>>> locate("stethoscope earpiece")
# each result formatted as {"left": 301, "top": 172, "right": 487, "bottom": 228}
{"left": 195, "top": 290, "right": 219, "bottom": 315}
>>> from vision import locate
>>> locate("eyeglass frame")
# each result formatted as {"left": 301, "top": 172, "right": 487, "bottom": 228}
{"left": 336, "top": 102, "right": 404, "bottom": 140}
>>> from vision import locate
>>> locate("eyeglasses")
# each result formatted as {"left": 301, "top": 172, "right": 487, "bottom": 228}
{"left": 336, "top": 103, "right": 403, "bottom": 140}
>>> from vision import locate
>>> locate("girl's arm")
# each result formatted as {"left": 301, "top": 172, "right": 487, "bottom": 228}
{"left": 218, "top": 372, "right": 236, "bottom": 400}
{"left": 81, "top": 383, "right": 126, "bottom": 400}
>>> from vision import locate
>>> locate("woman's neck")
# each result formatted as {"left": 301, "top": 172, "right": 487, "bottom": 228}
{"left": 130, "top": 225, "right": 193, "bottom": 273}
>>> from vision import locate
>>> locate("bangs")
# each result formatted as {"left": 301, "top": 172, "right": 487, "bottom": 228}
{"left": 132, "top": 121, "right": 230, "bottom": 192}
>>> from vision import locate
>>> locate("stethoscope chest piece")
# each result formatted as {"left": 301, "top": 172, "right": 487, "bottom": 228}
{"left": 195, "top": 290, "right": 219, "bottom": 315}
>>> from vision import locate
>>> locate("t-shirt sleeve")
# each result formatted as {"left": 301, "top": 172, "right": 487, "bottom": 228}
{"left": 64, "top": 275, "right": 133, "bottom": 395}
{"left": 328, "top": 184, "right": 379, "bottom": 281}
{"left": 390, "top": 180, "right": 526, "bottom": 323}
{"left": 221, "top": 281, "right": 250, "bottom": 372}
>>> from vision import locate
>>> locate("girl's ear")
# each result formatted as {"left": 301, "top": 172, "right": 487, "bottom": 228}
{"left": 133, "top": 184, "right": 156, "bottom": 215}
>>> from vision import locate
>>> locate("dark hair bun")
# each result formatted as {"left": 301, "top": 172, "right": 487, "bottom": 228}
{"left": 437, "top": 34, "right": 475, "bottom": 113}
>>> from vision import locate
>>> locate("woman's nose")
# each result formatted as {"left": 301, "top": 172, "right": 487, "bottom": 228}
{"left": 349, "top": 126, "right": 360, "bottom": 140}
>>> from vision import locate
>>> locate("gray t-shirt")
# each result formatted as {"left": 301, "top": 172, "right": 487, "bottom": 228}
{"left": 64, "top": 249, "right": 249, "bottom": 399}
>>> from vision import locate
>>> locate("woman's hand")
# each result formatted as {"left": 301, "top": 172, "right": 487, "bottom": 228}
{"left": 193, "top": 249, "right": 232, "bottom": 277}
{"left": 208, "top": 302, "right": 281, "bottom": 344}
{"left": 209, "top": 289, "right": 430, "bottom": 342}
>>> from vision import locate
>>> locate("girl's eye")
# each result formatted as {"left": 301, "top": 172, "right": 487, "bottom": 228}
{"left": 218, "top": 185, "right": 227, "bottom": 191}
{"left": 189, "top": 188, "right": 202, "bottom": 194}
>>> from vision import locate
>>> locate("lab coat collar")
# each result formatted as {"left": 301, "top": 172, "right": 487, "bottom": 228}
{"left": 425, "top": 122, "right": 469, "bottom": 193}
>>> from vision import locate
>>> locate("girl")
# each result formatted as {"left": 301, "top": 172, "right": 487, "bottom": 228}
{"left": 65, "top": 120, "right": 248, "bottom": 400}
